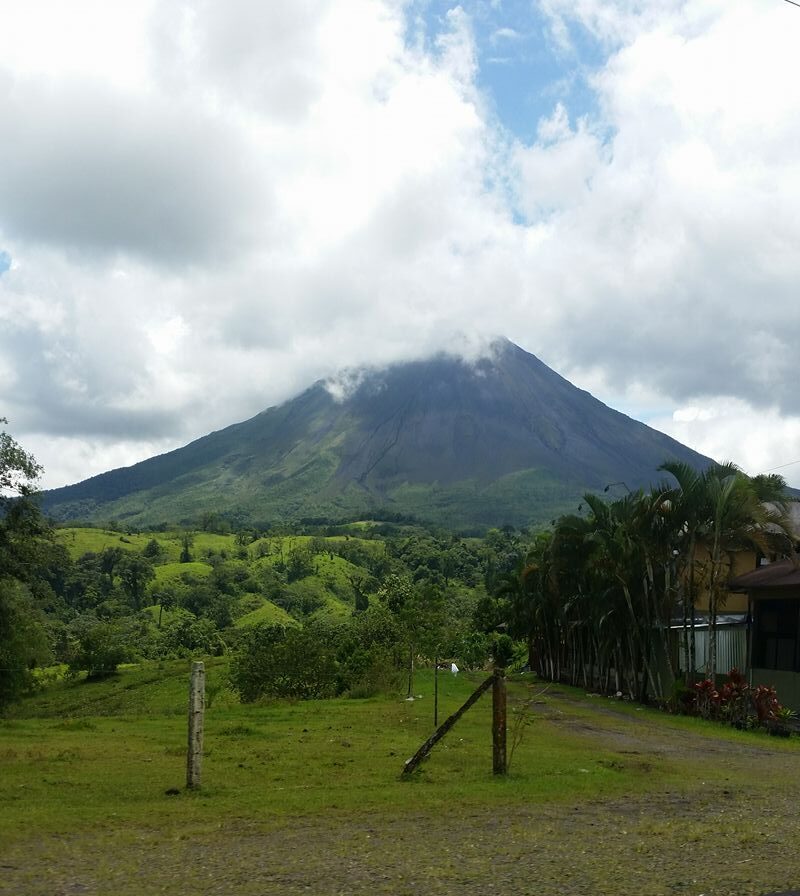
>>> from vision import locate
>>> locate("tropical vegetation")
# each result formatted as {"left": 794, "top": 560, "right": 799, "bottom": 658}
{"left": 493, "top": 462, "right": 794, "bottom": 703}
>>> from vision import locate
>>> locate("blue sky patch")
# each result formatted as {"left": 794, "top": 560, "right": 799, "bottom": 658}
{"left": 407, "top": 0, "right": 608, "bottom": 145}
{"left": 0, "top": 251, "right": 11, "bottom": 275}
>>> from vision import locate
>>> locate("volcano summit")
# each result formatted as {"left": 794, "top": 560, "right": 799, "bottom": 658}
{"left": 43, "top": 339, "right": 712, "bottom": 531}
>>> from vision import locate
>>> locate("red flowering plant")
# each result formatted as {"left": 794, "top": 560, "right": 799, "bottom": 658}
{"left": 717, "top": 668, "right": 751, "bottom": 728}
{"left": 691, "top": 669, "right": 785, "bottom": 730}
{"left": 693, "top": 678, "right": 722, "bottom": 721}
{"left": 751, "top": 684, "right": 781, "bottom": 724}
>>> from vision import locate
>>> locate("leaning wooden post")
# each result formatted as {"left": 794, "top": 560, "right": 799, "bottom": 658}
{"left": 402, "top": 674, "right": 494, "bottom": 776}
{"left": 186, "top": 661, "right": 205, "bottom": 789}
{"left": 492, "top": 665, "right": 507, "bottom": 776}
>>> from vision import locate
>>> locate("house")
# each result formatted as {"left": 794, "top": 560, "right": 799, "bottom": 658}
{"left": 674, "top": 501, "right": 800, "bottom": 700}
{"left": 673, "top": 546, "right": 762, "bottom": 681}
{"left": 728, "top": 557, "right": 800, "bottom": 710}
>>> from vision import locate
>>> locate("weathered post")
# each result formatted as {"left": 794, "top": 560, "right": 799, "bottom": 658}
{"left": 186, "top": 661, "right": 205, "bottom": 789}
{"left": 434, "top": 656, "right": 439, "bottom": 728}
{"left": 492, "top": 665, "right": 507, "bottom": 776}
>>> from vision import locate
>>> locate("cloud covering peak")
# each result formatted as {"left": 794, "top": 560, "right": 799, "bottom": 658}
{"left": 2, "top": 0, "right": 800, "bottom": 489}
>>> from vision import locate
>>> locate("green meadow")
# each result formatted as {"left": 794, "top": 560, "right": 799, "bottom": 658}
{"left": 3, "top": 661, "right": 800, "bottom": 895}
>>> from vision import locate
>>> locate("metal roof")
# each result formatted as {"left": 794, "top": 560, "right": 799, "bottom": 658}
{"left": 728, "top": 557, "right": 800, "bottom": 591}
{"left": 669, "top": 613, "right": 747, "bottom": 629}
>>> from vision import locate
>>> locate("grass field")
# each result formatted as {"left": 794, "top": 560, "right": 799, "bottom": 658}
{"left": 2, "top": 662, "right": 800, "bottom": 895}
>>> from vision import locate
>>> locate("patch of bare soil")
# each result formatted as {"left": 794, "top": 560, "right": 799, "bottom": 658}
{"left": 538, "top": 689, "right": 796, "bottom": 764}
{"left": 4, "top": 790, "right": 800, "bottom": 896}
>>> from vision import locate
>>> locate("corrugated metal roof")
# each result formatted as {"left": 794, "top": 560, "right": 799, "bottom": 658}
{"left": 669, "top": 613, "right": 747, "bottom": 629}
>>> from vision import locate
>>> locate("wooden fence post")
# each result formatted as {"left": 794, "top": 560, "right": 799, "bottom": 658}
{"left": 492, "top": 666, "right": 507, "bottom": 776}
{"left": 186, "top": 661, "right": 205, "bottom": 789}
{"left": 434, "top": 656, "right": 439, "bottom": 728}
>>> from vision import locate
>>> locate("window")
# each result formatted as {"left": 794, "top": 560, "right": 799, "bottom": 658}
{"left": 753, "top": 598, "right": 800, "bottom": 672}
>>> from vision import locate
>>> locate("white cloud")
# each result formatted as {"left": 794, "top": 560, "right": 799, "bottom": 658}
{"left": 0, "top": 0, "right": 156, "bottom": 90}
{"left": 1, "top": 0, "right": 799, "bottom": 495}
{"left": 653, "top": 399, "right": 800, "bottom": 489}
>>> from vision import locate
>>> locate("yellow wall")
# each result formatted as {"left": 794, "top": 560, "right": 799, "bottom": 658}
{"left": 690, "top": 547, "right": 758, "bottom": 614}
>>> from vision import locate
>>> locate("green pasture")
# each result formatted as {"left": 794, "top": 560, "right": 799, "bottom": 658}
{"left": 233, "top": 599, "right": 296, "bottom": 628}
{"left": 1, "top": 664, "right": 659, "bottom": 841}
{"left": 54, "top": 527, "right": 167, "bottom": 560}
{"left": 54, "top": 527, "right": 239, "bottom": 563}
{"left": 0, "top": 661, "right": 786, "bottom": 839}
{"left": 4, "top": 663, "right": 800, "bottom": 894}
{"left": 152, "top": 560, "right": 213, "bottom": 584}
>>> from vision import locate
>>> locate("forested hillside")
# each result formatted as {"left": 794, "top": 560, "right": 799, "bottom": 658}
{"left": 2, "top": 512, "right": 534, "bottom": 709}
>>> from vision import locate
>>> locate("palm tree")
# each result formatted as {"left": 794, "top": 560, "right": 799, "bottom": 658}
{"left": 659, "top": 460, "right": 708, "bottom": 684}
{"left": 506, "top": 464, "right": 793, "bottom": 702}
{"left": 661, "top": 461, "right": 793, "bottom": 682}
{"left": 546, "top": 491, "right": 675, "bottom": 699}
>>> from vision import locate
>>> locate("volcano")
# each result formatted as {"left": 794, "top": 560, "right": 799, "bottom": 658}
{"left": 42, "top": 339, "right": 713, "bottom": 531}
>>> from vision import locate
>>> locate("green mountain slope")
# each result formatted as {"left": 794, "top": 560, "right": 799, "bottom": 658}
{"left": 42, "top": 339, "right": 713, "bottom": 530}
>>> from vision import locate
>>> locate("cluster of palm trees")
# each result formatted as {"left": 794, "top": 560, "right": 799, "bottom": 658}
{"left": 497, "top": 462, "right": 794, "bottom": 702}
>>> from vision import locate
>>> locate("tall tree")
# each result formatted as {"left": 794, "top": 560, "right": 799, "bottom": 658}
{"left": 117, "top": 553, "right": 155, "bottom": 611}
{"left": 0, "top": 421, "right": 52, "bottom": 709}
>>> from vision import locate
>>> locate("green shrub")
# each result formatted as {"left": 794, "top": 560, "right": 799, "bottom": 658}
{"left": 68, "top": 622, "right": 131, "bottom": 679}
{"left": 230, "top": 612, "right": 406, "bottom": 703}
{"left": 230, "top": 622, "right": 341, "bottom": 702}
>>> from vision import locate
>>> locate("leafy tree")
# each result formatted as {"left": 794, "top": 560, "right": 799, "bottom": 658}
{"left": 65, "top": 553, "right": 107, "bottom": 611}
{"left": 161, "top": 611, "right": 225, "bottom": 656}
{"left": 150, "top": 581, "right": 180, "bottom": 627}
{"left": 335, "top": 604, "right": 404, "bottom": 697}
{"left": 68, "top": 621, "right": 131, "bottom": 679}
{"left": 377, "top": 574, "right": 445, "bottom": 696}
{"left": 0, "top": 419, "right": 42, "bottom": 496}
{"left": 116, "top": 553, "right": 155, "bottom": 611}
{"left": 179, "top": 532, "right": 194, "bottom": 563}
{"left": 0, "top": 421, "right": 53, "bottom": 709}
{"left": 0, "top": 580, "right": 52, "bottom": 708}
{"left": 142, "top": 538, "right": 164, "bottom": 561}
{"left": 285, "top": 547, "right": 315, "bottom": 583}
{"left": 230, "top": 621, "right": 341, "bottom": 701}
{"left": 180, "top": 579, "right": 232, "bottom": 628}
{"left": 98, "top": 546, "right": 124, "bottom": 593}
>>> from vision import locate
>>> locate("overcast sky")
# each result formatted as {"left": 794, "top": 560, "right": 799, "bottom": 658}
{"left": 3, "top": 0, "right": 800, "bottom": 490}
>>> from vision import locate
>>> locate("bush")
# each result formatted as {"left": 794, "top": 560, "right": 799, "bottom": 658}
{"left": 68, "top": 622, "right": 131, "bottom": 679}
{"left": 230, "top": 610, "right": 406, "bottom": 703}
{"left": 230, "top": 621, "right": 341, "bottom": 701}
{"left": 690, "top": 668, "right": 783, "bottom": 730}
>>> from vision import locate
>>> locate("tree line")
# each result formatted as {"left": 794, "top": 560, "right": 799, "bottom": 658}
{"left": 491, "top": 461, "right": 793, "bottom": 702}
